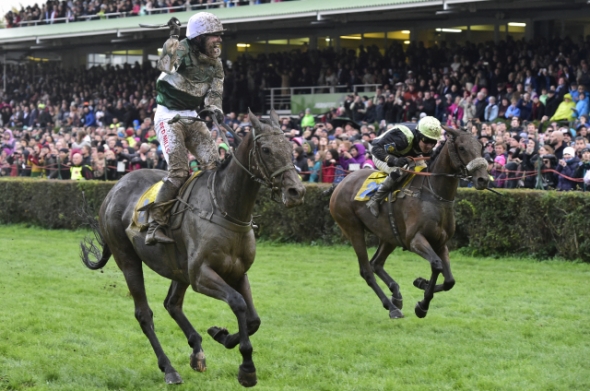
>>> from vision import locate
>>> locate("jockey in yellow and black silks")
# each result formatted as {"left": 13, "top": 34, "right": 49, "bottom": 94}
{"left": 366, "top": 116, "right": 442, "bottom": 217}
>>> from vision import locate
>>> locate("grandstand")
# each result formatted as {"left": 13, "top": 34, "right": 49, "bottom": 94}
{"left": 1, "top": 0, "right": 589, "bottom": 114}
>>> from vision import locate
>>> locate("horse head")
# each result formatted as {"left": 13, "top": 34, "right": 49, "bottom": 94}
{"left": 244, "top": 108, "right": 306, "bottom": 208}
{"left": 442, "top": 125, "right": 489, "bottom": 190}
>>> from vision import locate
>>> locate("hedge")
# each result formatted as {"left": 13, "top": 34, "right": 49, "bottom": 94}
{"left": 1, "top": 178, "right": 589, "bottom": 262}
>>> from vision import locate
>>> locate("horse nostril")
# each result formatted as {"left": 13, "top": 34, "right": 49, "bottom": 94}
{"left": 288, "top": 188, "right": 300, "bottom": 198}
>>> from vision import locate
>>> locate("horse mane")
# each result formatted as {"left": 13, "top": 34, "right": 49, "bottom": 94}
{"left": 427, "top": 139, "right": 447, "bottom": 168}
{"left": 218, "top": 154, "right": 233, "bottom": 170}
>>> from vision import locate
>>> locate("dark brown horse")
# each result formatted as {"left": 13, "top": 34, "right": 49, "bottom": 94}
{"left": 329, "top": 125, "right": 488, "bottom": 319}
{"left": 80, "top": 109, "right": 305, "bottom": 387}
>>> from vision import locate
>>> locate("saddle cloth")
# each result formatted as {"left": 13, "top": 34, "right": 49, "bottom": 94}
{"left": 354, "top": 167, "right": 425, "bottom": 202}
{"left": 131, "top": 170, "right": 204, "bottom": 230}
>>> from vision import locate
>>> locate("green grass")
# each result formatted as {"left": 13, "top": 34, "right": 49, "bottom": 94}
{"left": 0, "top": 226, "right": 589, "bottom": 391}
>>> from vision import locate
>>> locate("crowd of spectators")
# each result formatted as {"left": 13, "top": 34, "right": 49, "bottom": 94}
{"left": 1, "top": 35, "right": 590, "bottom": 191}
{"left": 3, "top": 0, "right": 288, "bottom": 27}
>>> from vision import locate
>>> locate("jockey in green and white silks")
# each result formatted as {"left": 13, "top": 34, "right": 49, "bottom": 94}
{"left": 366, "top": 116, "right": 442, "bottom": 217}
{"left": 147, "top": 12, "right": 226, "bottom": 245}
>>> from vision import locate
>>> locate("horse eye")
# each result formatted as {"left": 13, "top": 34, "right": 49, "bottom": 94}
{"left": 459, "top": 146, "right": 466, "bottom": 152}
{"left": 262, "top": 147, "right": 271, "bottom": 154}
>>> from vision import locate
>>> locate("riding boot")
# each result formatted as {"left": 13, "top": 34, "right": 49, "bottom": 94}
{"left": 145, "top": 180, "right": 180, "bottom": 245}
{"left": 366, "top": 172, "right": 400, "bottom": 217}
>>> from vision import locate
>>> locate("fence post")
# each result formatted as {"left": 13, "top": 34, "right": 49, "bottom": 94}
{"left": 535, "top": 161, "right": 544, "bottom": 190}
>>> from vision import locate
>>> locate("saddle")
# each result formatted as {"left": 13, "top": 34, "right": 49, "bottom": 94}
{"left": 354, "top": 166, "right": 425, "bottom": 202}
{"left": 129, "top": 170, "right": 206, "bottom": 235}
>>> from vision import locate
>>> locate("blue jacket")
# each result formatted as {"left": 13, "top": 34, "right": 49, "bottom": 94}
{"left": 517, "top": 99, "right": 532, "bottom": 121}
{"left": 556, "top": 156, "right": 580, "bottom": 191}
{"left": 505, "top": 105, "right": 520, "bottom": 119}
{"left": 84, "top": 111, "right": 97, "bottom": 127}
{"left": 573, "top": 96, "right": 589, "bottom": 118}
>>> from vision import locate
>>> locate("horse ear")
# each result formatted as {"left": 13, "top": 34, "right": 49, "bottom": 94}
{"left": 269, "top": 108, "right": 280, "bottom": 128}
{"left": 248, "top": 108, "right": 263, "bottom": 131}
{"left": 442, "top": 125, "right": 461, "bottom": 139}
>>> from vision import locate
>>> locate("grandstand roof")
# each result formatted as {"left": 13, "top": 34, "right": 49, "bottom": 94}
{"left": 0, "top": 0, "right": 468, "bottom": 45}
{"left": 1, "top": 0, "right": 589, "bottom": 56}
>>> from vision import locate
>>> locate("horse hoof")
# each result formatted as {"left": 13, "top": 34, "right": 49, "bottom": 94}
{"left": 208, "top": 326, "right": 229, "bottom": 343}
{"left": 414, "top": 302, "right": 428, "bottom": 318}
{"left": 238, "top": 367, "right": 257, "bottom": 388}
{"left": 190, "top": 351, "right": 207, "bottom": 372}
{"left": 413, "top": 277, "right": 428, "bottom": 290}
{"left": 391, "top": 295, "right": 403, "bottom": 310}
{"left": 389, "top": 308, "right": 404, "bottom": 319}
{"left": 165, "top": 371, "right": 183, "bottom": 385}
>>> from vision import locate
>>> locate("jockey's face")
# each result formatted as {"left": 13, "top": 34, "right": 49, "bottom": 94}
{"left": 419, "top": 138, "right": 436, "bottom": 154}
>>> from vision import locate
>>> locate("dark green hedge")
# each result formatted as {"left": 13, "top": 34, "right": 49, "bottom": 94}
{"left": 1, "top": 178, "right": 589, "bottom": 261}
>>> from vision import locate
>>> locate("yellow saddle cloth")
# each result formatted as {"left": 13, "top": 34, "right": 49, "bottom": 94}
{"left": 354, "top": 167, "right": 425, "bottom": 202}
{"left": 131, "top": 171, "right": 204, "bottom": 229}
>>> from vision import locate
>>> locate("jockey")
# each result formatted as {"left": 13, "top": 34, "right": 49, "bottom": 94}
{"left": 365, "top": 116, "right": 442, "bottom": 217}
{"left": 147, "top": 12, "right": 225, "bottom": 245}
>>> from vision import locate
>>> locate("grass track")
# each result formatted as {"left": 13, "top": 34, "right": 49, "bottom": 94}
{"left": 0, "top": 226, "right": 589, "bottom": 391}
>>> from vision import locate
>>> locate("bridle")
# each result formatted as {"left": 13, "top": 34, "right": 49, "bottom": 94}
{"left": 212, "top": 116, "right": 295, "bottom": 203}
{"left": 417, "top": 135, "right": 488, "bottom": 203}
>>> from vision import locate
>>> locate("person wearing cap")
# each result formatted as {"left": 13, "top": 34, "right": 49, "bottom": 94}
{"left": 365, "top": 116, "right": 442, "bottom": 217}
{"left": 149, "top": 12, "right": 226, "bottom": 245}
{"left": 556, "top": 146, "right": 580, "bottom": 191}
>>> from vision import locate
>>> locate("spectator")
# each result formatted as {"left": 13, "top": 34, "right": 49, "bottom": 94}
{"left": 572, "top": 92, "right": 589, "bottom": 119}
{"left": 70, "top": 152, "right": 93, "bottom": 180}
{"left": 505, "top": 98, "right": 521, "bottom": 119}
{"left": 556, "top": 147, "right": 580, "bottom": 191}
{"left": 550, "top": 93, "right": 576, "bottom": 122}
{"left": 575, "top": 147, "right": 590, "bottom": 191}
{"left": 301, "top": 108, "right": 315, "bottom": 129}
{"left": 484, "top": 96, "right": 498, "bottom": 122}
{"left": 49, "top": 148, "right": 71, "bottom": 179}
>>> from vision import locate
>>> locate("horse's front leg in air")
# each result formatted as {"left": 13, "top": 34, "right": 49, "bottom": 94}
{"left": 192, "top": 265, "right": 257, "bottom": 387}
{"left": 410, "top": 233, "right": 443, "bottom": 318}
{"left": 163, "top": 281, "right": 207, "bottom": 372}
{"left": 208, "top": 273, "right": 261, "bottom": 350}
{"left": 412, "top": 245, "right": 455, "bottom": 293}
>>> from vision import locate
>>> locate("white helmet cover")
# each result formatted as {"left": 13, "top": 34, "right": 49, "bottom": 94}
{"left": 186, "top": 12, "right": 225, "bottom": 40}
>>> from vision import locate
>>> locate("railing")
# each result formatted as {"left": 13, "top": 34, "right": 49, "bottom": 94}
{"left": 12, "top": 1, "right": 248, "bottom": 27}
{"left": 265, "top": 84, "right": 381, "bottom": 113}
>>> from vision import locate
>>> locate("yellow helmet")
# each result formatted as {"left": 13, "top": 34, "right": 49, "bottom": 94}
{"left": 417, "top": 116, "right": 442, "bottom": 141}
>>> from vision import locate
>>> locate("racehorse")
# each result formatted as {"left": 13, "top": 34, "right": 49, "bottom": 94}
{"left": 80, "top": 109, "right": 305, "bottom": 387}
{"left": 329, "top": 125, "right": 488, "bottom": 319}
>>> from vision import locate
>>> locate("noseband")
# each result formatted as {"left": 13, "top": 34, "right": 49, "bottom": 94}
{"left": 421, "top": 135, "right": 487, "bottom": 203}
{"left": 446, "top": 136, "right": 488, "bottom": 179}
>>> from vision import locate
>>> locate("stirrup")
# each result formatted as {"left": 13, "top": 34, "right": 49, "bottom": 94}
{"left": 145, "top": 223, "right": 174, "bottom": 245}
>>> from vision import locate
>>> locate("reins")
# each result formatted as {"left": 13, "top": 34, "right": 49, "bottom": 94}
{"left": 398, "top": 136, "right": 488, "bottom": 203}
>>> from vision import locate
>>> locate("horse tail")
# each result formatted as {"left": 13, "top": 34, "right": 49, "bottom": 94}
{"left": 79, "top": 192, "right": 111, "bottom": 270}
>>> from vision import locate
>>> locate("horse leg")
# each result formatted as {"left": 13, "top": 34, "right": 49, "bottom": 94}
{"left": 193, "top": 265, "right": 257, "bottom": 387}
{"left": 208, "top": 273, "right": 261, "bottom": 350}
{"left": 369, "top": 241, "right": 403, "bottom": 309}
{"left": 409, "top": 234, "right": 443, "bottom": 319}
{"left": 349, "top": 229, "right": 403, "bottom": 319}
{"left": 413, "top": 246, "right": 455, "bottom": 293}
{"left": 115, "top": 251, "right": 182, "bottom": 384}
{"left": 163, "top": 281, "right": 206, "bottom": 372}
